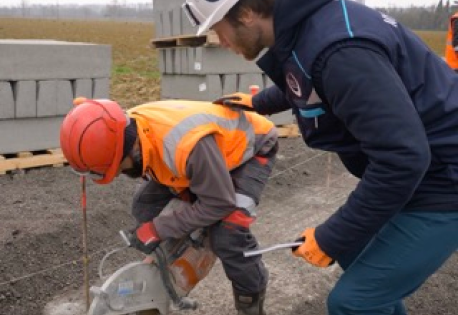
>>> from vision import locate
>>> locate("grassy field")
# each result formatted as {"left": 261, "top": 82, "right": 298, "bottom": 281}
{"left": 0, "top": 18, "right": 448, "bottom": 108}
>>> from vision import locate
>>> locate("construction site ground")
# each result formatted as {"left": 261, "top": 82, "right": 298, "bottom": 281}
{"left": 0, "top": 137, "right": 457, "bottom": 315}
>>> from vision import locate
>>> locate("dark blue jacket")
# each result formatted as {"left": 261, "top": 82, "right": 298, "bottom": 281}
{"left": 253, "top": 0, "right": 458, "bottom": 260}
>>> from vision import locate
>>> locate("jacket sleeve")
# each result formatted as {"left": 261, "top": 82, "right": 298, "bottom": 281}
{"left": 313, "top": 42, "right": 431, "bottom": 260}
{"left": 153, "top": 135, "right": 236, "bottom": 239}
{"left": 252, "top": 85, "right": 292, "bottom": 115}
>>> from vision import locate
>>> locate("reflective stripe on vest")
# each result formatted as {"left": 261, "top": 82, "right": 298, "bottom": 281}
{"left": 163, "top": 111, "right": 255, "bottom": 176}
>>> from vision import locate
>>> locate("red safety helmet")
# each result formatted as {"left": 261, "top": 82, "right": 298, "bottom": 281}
{"left": 60, "top": 98, "right": 128, "bottom": 184}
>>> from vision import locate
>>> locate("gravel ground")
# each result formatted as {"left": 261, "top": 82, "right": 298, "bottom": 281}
{"left": 0, "top": 137, "right": 456, "bottom": 315}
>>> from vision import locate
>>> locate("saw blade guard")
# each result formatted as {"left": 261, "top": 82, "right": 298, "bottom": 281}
{"left": 88, "top": 261, "right": 170, "bottom": 315}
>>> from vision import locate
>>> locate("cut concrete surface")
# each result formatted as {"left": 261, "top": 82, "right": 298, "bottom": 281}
{"left": 1, "top": 138, "right": 457, "bottom": 315}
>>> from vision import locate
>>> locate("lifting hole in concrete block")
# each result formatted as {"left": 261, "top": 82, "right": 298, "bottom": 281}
{"left": 56, "top": 81, "right": 73, "bottom": 115}
{"left": 74, "top": 79, "right": 93, "bottom": 99}
{"left": 92, "top": 78, "right": 110, "bottom": 99}
{"left": 0, "top": 82, "right": 15, "bottom": 119}
{"left": 15, "top": 80, "right": 37, "bottom": 118}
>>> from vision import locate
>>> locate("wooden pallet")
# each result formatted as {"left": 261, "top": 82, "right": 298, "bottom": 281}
{"left": 277, "top": 124, "right": 300, "bottom": 138}
{"left": 0, "top": 149, "right": 67, "bottom": 175}
{"left": 151, "top": 31, "right": 220, "bottom": 49}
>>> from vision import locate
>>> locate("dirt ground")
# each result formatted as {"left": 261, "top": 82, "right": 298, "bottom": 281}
{"left": 0, "top": 137, "right": 457, "bottom": 315}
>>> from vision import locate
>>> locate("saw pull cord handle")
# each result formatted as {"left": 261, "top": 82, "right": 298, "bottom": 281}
{"left": 155, "top": 246, "right": 198, "bottom": 310}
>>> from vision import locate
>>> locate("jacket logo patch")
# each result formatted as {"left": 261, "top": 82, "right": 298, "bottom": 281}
{"left": 286, "top": 72, "right": 302, "bottom": 97}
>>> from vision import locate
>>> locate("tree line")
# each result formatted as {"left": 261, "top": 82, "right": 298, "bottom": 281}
{"left": 377, "top": 0, "right": 457, "bottom": 30}
{"left": 0, "top": 3, "right": 154, "bottom": 21}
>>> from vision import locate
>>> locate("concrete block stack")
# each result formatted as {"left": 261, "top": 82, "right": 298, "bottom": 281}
{"left": 153, "top": 0, "right": 295, "bottom": 126}
{"left": 0, "top": 39, "right": 111, "bottom": 154}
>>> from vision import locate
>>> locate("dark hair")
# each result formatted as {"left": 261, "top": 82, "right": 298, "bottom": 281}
{"left": 225, "top": 0, "right": 275, "bottom": 27}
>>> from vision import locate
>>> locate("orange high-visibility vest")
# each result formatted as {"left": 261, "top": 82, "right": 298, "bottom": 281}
{"left": 445, "top": 12, "right": 458, "bottom": 69}
{"left": 127, "top": 100, "right": 275, "bottom": 192}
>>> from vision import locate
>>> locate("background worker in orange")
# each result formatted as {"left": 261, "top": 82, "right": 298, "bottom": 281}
{"left": 445, "top": 11, "right": 458, "bottom": 70}
{"left": 59, "top": 98, "right": 278, "bottom": 315}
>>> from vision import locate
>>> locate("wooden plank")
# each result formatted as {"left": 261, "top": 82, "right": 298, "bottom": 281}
{"left": 277, "top": 124, "right": 300, "bottom": 138}
{"left": 14, "top": 152, "right": 66, "bottom": 169}
{"left": 0, "top": 154, "right": 17, "bottom": 173}
{"left": 150, "top": 31, "right": 220, "bottom": 49}
{"left": 18, "top": 151, "right": 33, "bottom": 158}
{"left": 0, "top": 149, "right": 67, "bottom": 174}
{"left": 47, "top": 149, "right": 65, "bottom": 168}
{"left": 0, "top": 155, "right": 8, "bottom": 174}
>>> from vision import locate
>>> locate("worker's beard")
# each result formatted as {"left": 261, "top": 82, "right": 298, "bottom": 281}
{"left": 122, "top": 150, "right": 143, "bottom": 179}
{"left": 234, "top": 24, "right": 264, "bottom": 61}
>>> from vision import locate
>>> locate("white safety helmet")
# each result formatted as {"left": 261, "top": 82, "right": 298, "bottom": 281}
{"left": 182, "top": 0, "right": 240, "bottom": 36}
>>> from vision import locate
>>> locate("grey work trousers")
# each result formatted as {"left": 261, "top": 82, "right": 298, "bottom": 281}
{"left": 131, "top": 154, "right": 276, "bottom": 295}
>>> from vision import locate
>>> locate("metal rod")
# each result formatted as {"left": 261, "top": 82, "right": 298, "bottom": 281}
{"left": 80, "top": 176, "right": 90, "bottom": 311}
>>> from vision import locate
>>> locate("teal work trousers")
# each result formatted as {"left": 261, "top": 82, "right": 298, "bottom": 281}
{"left": 327, "top": 211, "right": 458, "bottom": 315}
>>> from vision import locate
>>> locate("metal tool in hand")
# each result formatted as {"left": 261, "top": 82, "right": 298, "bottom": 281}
{"left": 243, "top": 241, "right": 304, "bottom": 257}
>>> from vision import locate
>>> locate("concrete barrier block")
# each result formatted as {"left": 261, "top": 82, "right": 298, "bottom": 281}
{"left": 74, "top": 79, "right": 93, "bottom": 99}
{"left": 93, "top": 78, "right": 110, "bottom": 98}
{"left": 238, "top": 74, "right": 264, "bottom": 93}
{"left": 268, "top": 111, "right": 295, "bottom": 126}
{"left": 0, "top": 117, "right": 63, "bottom": 154}
{"left": 56, "top": 81, "right": 73, "bottom": 115}
{"left": 153, "top": 11, "right": 163, "bottom": 38}
{"left": 158, "top": 49, "right": 166, "bottom": 73}
{"left": 174, "top": 48, "right": 182, "bottom": 74}
{"left": 193, "top": 47, "right": 262, "bottom": 74}
{"left": 0, "top": 82, "right": 14, "bottom": 119}
{"left": 37, "top": 80, "right": 58, "bottom": 117}
{"left": 165, "top": 49, "right": 175, "bottom": 74}
{"left": 162, "top": 11, "right": 172, "bottom": 37}
{"left": 181, "top": 6, "right": 197, "bottom": 35}
{"left": 180, "top": 48, "right": 189, "bottom": 74}
{"left": 15, "top": 81, "right": 37, "bottom": 118}
{"left": 0, "top": 40, "right": 111, "bottom": 80}
{"left": 172, "top": 7, "right": 182, "bottom": 36}
{"left": 161, "top": 74, "right": 222, "bottom": 101}
{"left": 264, "top": 74, "right": 274, "bottom": 88}
{"left": 154, "top": 0, "right": 182, "bottom": 12}
{"left": 187, "top": 48, "right": 196, "bottom": 75}
{"left": 222, "top": 74, "right": 237, "bottom": 95}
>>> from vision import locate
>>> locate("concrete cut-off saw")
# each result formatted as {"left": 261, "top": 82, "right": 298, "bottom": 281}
{"left": 88, "top": 198, "right": 217, "bottom": 315}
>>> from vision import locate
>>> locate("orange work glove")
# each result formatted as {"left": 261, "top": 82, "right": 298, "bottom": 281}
{"left": 292, "top": 228, "right": 334, "bottom": 268}
{"left": 213, "top": 92, "right": 254, "bottom": 111}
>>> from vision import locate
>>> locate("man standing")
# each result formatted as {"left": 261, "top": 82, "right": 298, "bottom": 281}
{"left": 60, "top": 98, "right": 278, "bottom": 315}
{"left": 445, "top": 11, "right": 458, "bottom": 70}
{"left": 182, "top": 0, "right": 458, "bottom": 314}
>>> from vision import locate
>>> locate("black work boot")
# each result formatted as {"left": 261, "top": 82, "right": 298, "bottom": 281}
{"left": 233, "top": 289, "right": 266, "bottom": 315}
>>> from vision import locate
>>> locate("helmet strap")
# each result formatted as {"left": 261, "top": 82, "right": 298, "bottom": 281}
{"left": 122, "top": 147, "right": 144, "bottom": 179}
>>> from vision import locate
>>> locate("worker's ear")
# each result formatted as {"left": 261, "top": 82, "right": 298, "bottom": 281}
{"left": 238, "top": 7, "right": 256, "bottom": 27}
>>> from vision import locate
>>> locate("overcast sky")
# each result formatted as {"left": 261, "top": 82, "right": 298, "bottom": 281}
{"left": 0, "top": 0, "right": 441, "bottom": 7}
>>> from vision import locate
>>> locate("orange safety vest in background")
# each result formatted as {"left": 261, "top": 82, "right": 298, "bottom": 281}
{"left": 445, "top": 12, "right": 458, "bottom": 69}
{"left": 127, "top": 100, "right": 275, "bottom": 192}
